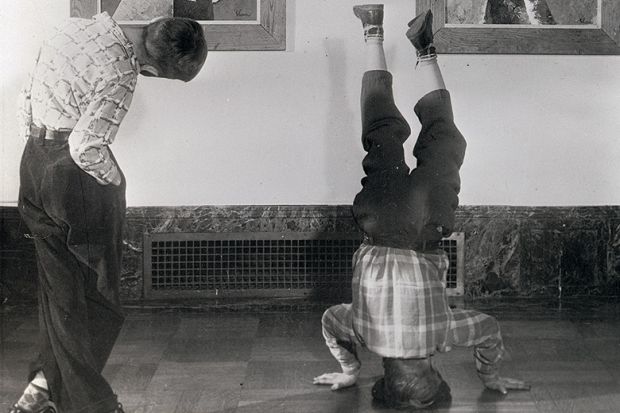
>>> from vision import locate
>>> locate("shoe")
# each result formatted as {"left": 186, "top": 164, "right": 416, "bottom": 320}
{"left": 8, "top": 403, "right": 56, "bottom": 413}
{"left": 110, "top": 403, "right": 125, "bottom": 413}
{"left": 406, "top": 9, "right": 435, "bottom": 54}
{"left": 353, "top": 4, "right": 384, "bottom": 25}
{"left": 8, "top": 384, "right": 57, "bottom": 413}
{"left": 353, "top": 4, "right": 384, "bottom": 40}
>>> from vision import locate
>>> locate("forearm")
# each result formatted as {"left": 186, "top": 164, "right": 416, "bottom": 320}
{"left": 69, "top": 140, "right": 121, "bottom": 185}
{"left": 324, "top": 336, "right": 361, "bottom": 375}
{"left": 474, "top": 333, "right": 504, "bottom": 377}
{"left": 448, "top": 309, "right": 504, "bottom": 377}
{"left": 473, "top": 331, "right": 530, "bottom": 393}
{"left": 69, "top": 73, "right": 135, "bottom": 185}
{"left": 321, "top": 305, "right": 361, "bottom": 375}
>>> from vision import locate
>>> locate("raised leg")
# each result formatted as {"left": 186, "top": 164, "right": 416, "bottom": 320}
{"left": 403, "top": 10, "right": 467, "bottom": 244}
{"left": 353, "top": 4, "right": 387, "bottom": 70}
{"left": 407, "top": 10, "right": 445, "bottom": 102}
{"left": 351, "top": 5, "right": 414, "bottom": 245}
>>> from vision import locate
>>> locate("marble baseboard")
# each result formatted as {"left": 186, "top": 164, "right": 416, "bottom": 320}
{"left": 2, "top": 205, "right": 619, "bottom": 303}
{"left": 453, "top": 206, "right": 620, "bottom": 297}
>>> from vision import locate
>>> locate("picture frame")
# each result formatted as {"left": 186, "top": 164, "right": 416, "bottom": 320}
{"left": 416, "top": 0, "right": 620, "bottom": 54}
{"left": 70, "top": 0, "right": 286, "bottom": 51}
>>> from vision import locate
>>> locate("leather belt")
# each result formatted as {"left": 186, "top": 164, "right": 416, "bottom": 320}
{"left": 365, "top": 235, "right": 441, "bottom": 253}
{"left": 30, "top": 125, "right": 71, "bottom": 142}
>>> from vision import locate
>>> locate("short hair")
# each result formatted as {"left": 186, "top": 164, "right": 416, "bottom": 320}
{"left": 372, "top": 358, "right": 451, "bottom": 409}
{"left": 144, "top": 18, "right": 208, "bottom": 82}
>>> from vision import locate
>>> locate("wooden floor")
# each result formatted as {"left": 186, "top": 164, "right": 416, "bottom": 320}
{"left": 1, "top": 301, "right": 619, "bottom": 413}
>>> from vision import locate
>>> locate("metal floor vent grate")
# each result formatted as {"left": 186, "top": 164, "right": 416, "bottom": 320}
{"left": 143, "top": 232, "right": 464, "bottom": 299}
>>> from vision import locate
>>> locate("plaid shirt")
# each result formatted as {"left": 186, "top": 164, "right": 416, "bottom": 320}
{"left": 352, "top": 243, "right": 452, "bottom": 358}
{"left": 322, "top": 243, "right": 504, "bottom": 376}
{"left": 17, "top": 12, "right": 138, "bottom": 185}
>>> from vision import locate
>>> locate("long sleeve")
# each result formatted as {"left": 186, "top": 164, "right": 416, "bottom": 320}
{"left": 321, "top": 305, "right": 361, "bottom": 375}
{"left": 69, "top": 73, "right": 136, "bottom": 185}
{"left": 448, "top": 309, "right": 504, "bottom": 377}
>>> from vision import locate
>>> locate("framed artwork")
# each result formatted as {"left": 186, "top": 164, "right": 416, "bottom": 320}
{"left": 70, "top": 0, "right": 286, "bottom": 51}
{"left": 416, "top": 0, "right": 620, "bottom": 54}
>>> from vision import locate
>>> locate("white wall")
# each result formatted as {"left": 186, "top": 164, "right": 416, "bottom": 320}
{"left": 2, "top": 0, "right": 620, "bottom": 207}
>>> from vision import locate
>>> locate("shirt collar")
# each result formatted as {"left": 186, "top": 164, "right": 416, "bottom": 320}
{"left": 93, "top": 12, "right": 140, "bottom": 72}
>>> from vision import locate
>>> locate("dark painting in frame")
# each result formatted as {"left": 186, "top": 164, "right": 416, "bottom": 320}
{"left": 417, "top": 0, "right": 620, "bottom": 54}
{"left": 70, "top": 0, "right": 286, "bottom": 51}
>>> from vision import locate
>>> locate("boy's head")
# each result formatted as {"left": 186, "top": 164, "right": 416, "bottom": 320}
{"left": 142, "top": 17, "right": 208, "bottom": 82}
{"left": 372, "top": 357, "right": 451, "bottom": 409}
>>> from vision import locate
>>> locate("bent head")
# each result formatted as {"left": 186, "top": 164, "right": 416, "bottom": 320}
{"left": 142, "top": 17, "right": 208, "bottom": 82}
{"left": 372, "top": 357, "right": 451, "bottom": 409}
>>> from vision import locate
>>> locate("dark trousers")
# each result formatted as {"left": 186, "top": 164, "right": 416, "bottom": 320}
{"left": 352, "top": 70, "right": 467, "bottom": 250}
{"left": 18, "top": 133, "right": 126, "bottom": 413}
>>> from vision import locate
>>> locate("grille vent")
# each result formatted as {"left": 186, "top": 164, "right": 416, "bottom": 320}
{"left": 143, "top": 232, "right": 464, "bottom": 299}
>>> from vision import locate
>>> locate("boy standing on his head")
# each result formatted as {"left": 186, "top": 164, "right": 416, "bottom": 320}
{"left": 313, "top": 5, "right": 530, "bottom": 409}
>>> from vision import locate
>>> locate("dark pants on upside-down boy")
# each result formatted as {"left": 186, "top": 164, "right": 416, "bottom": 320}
{"left": 321, "top": 71, "right": 505, "bottom": 406}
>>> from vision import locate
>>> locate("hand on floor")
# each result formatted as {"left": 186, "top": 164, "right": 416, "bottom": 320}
{"left": 480, "top": 374, "right": 531, "bottom": 394}
{"left": 313, "top": 371, "right": 359, "bottom": 390}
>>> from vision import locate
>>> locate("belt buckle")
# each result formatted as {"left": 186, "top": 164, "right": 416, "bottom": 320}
{"left": 30, "top": 125, "right": 46, "bottom": 139}
{"left": 48, "top": 129, "right": 72, "bottom": 141}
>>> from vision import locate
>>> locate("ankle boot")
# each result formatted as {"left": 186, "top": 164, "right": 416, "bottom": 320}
{"left": 110, "top": 403, "right": 125, "bottom": 413}
{"left": 353, "top": 4, "right": 384, "bottom": 41}
{"left": 9, "top": 384, "right": 56, "bottom": 413}
{"left": 8, "top": 403, "right": 56, "bottom": 413}
{"left": 406, "top": 9, "right": 435, "bottom": 57}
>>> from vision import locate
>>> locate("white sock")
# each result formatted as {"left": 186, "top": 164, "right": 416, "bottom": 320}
{"left": 31, "top": 371, "right": 48, "bottom": 391}
{"left": 413, "top": 56, "right": 446, "bottom": 103}
{"left": 17, "top": 372, "right": 49, "bottom": 409}
{"left": 365, "top": 38, "right": 387, "bottom": 71}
